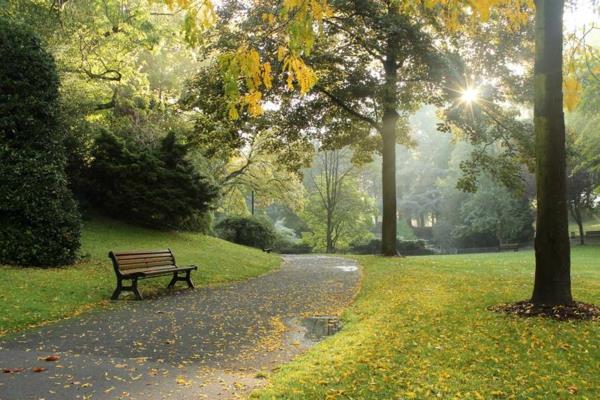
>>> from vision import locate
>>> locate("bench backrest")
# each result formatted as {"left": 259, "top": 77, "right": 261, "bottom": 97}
{"left": 109, "top": 249, "right": 176, "bottom": 275}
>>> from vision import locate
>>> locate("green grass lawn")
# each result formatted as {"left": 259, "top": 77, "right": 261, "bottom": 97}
{"left": 254, "top": 247, "right": 600, "bottom": 400}
{"left": 0, "top": 217, "right": 280, "bottom": 335}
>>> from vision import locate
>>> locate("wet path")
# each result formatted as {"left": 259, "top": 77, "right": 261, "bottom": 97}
{"left": 0, "top": 255, "right": 360, "bottom": 399}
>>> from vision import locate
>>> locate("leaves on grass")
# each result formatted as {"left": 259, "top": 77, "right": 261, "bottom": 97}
{"left": 253, "top": 253, "right": 600, "bottom": 399}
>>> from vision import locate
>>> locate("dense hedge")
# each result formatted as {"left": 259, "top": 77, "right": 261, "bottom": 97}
{"left": 215, "top": 216, "right": 276, "bottom": 249}
{"left": 350, "top": 239, "right": 434, "bottom": 255}
{"left": 0, "top": 18, "right": 81, "bottom": 266}
{"left": 87, "top": 131, "right": 219, "bottom": 230}
{"left": 274, "top": 242, "right": 314, "bottom": 254}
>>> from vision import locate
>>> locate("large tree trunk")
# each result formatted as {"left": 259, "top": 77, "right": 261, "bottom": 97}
{"left": 381, "top": 115, "right": 398, "bottom": 256}
{"left": 380, "top": 17, "right": 399, "bottom": 257}
{"left": 531, "top": 0, "right": 573, "bottom": 306}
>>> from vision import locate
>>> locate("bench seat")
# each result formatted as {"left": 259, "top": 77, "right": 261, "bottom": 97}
{"left": 121, "top": 265, "right": 196, "bottom": 278}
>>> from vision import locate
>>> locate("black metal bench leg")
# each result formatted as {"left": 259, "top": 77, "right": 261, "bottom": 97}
{"left": 167, "top": 272, "right": 179, "bottom": 290}
{"left": 132, "top": 278, "right": 143, "bottom": 300}
{"left": 112, "top": 278, "right": 123, "bottom": 300}
{"left": 185, "top": 270, "right": 195, "bottom": 289}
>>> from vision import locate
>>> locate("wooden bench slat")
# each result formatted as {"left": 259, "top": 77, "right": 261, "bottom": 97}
{"left": 124, "top": 266, "right": 196, "bottom": 276}
{"left": 115, "top": 255, "right": 174, "bottom": 263}
{"left": 114, "top": 251, "right": 173, "bottom": 259}
{"left": 119, "top": 261, "right": 176, "bottom": 270}
{"left": 117, "top": 256, "right": 175, "bottom": 266}
{"left": 122, "top": 265, "right": 177, "bottom": 275}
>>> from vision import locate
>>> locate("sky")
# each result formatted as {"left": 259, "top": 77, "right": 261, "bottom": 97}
{"left": 565, "top": 1, "right": 600, "bottom": 33}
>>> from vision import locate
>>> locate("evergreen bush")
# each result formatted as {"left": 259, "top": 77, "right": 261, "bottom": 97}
{"left": 87, "top": 131, "right": 219, "bottom": 230}
{"left": 350, "top": 239, "right": 433, "bottom": 255}
{"left": 0, "top": 18, "right": 81, "bottom": 266}
{"left": 215, "top": 216, "right": 276, "bottom": 249}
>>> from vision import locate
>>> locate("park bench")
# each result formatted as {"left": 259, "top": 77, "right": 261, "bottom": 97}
{"left": 109, "top": 249, "right": 197, "bottom": 300}
{"left": 498, "top": 243, "right": 519, "bottom": 252}
{"left": 585, "top": 230, "right": 600, "bottom": 239}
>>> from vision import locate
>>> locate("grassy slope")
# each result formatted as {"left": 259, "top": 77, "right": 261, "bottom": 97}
{"left": 255, "top": 247, "right": 600, "bottom": 400}
{"left": 0, "top": 217, "right": 279, "bottom": 335}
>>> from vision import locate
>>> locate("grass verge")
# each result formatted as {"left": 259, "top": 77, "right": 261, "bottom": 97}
{"left": 0, "top": 217, "right": 280, "bottom": 335}
{"left": 253, "top": 247, "right": 600, "bottom": 399}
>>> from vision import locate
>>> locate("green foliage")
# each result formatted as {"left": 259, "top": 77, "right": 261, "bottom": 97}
{"left": 87, "top": 130, "right": 219, "bottom": 230}
{"left": 253, "top": 247, "right": 600, "bottom": 399}
{"left": 215, "top": 216, "right": 276, "bottom": 249}
{"left": 271, "top": 219, "right": 313, "bottom": 254}
{"left": 301, "top": 149, "right": 377, "bottom": 253}
{"left": 302, "top": 175, "right": 376, "bottom": 253}
{"left": 0, "top": 217, "right": 280, "bottom": 335}
{"left": 428, "top": 143, "right": 534, "bottom": 249}
{"left": 0, "top": 17, "right": 81, "bottom": 267}
{"left": 350, "top": 239, "right": 433, "bottom": 256}
{"left": 453, "top": 174, "right": 534, "bottom": 245}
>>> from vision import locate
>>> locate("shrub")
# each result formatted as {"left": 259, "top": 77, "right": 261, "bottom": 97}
{"left": 274, "top": 241, "right": 313, "bottom": 254}
{"left": 87, "top": 131, "right": 219, "bottom": 230}
{"left": 215, "top": 216, "right": 276, "bottom": 249}
{"left": 350, "top": 239, "right": 433, "bottom": 256}
{"left": 0, "top": 18, "right": 81, "bottom": 266}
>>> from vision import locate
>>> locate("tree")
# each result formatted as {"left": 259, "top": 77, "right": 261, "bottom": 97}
{"left": 87, "top": 131, "right": 219, "bottom": 230}
{"left": 183, "top": 63, "right": 312, "bottom": 216}
{"left": 0, "top": 17, "right": 81, "bottom": 266}
{"left": 531, "top": 0, "right": 572, "bottom": 306}
{"left": 456, "top": 175, "right": 534, "bottom": 245}
{"left": 269, "top": 2, "right": 445, "bottom": 255}
{"left": 397, "top": 107, "right": 454, "bottom": 229}
{"left": 199, "top": 132, "right": 305, "bottom": 216}
{"left": 303, "top": 149, "right": 375, "bottom": 253}
{"left": 567, "top": 168, "right": 598, "bottom": 245}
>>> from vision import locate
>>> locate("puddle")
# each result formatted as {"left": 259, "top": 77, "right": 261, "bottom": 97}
{"left": 335, "top": 265, "right": 358, "bottom": 272}
{"left": 301, "top": 316, "right": 342, "bottom": 340}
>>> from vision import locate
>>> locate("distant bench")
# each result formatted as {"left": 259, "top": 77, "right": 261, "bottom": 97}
{"left": 585, "top": 231, "right": 600, "bottom": 239}
{"left": 498, "top": 243, "right": 519, "bottom": 252}
{"left": 109, "top": 249, "right": 197, "bottom": 300}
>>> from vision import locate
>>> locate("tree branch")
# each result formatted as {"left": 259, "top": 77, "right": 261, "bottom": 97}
{"left": 315, "top": 85, "right": 381, "bottom": 131}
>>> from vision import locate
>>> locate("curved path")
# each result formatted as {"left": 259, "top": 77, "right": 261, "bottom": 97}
{"left": 0, "top": 255, "right": 360, "bottom": 400}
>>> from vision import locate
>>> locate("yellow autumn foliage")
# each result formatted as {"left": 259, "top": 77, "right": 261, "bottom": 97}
{"left": 282, "top": 55, "right": 317, "bottom": 93}
{"left": 563, "top": 77, "right": 581, "bottom": 112}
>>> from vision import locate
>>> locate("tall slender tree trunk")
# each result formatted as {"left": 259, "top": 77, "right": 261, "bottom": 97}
{"left": 380, "top": 20, "right": 399, "bottom": 256}
{"left": 531, "top": 0, "right": 573, "bottom": 306}
{"left": 326, "top": 210, "right": 334, "bottom": 253}
{"left": 577, "top": 218, "right": 585, "bottom": 246}
{"left": 574, "top": 207, "right": 585, "bottom": 245}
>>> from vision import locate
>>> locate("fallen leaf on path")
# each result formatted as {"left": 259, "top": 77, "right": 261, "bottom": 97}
{"left": 176, "top": 376, "right": 192, "bottom": 386}
{"left": 3, "top": 368, "right": 25, "bottom": 374}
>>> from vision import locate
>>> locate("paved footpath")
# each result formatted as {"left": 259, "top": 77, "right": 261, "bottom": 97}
{"left": 0, "top": 255, "right": 360, "bottom": 400}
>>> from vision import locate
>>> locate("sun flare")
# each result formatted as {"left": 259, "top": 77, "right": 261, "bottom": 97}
{"left": 460, "top": 87, "right": 479, "bottom": 104}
